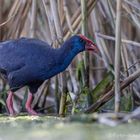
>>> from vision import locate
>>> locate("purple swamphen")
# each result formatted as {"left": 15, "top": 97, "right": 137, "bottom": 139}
{"left": 0, "top": 34, "right": 98, "bottom": 115}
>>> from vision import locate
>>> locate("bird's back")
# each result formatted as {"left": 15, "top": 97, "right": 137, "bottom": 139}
{"left": 0, "top": 37, "right": 54, "bottom": 74}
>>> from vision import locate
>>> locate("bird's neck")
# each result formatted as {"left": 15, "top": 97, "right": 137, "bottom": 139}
{"left": 55, "top": 42, "right": 78, "bottom": 71}
{"left": 40, "top": 40, "right": 82, "bottom": 80}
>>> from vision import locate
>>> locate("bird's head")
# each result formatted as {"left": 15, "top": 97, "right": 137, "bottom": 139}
{"left": 56, "top": 34, "right": 99, "bottom": 71}
{"left": 69, "top": 34, "right": 98, "bottom": 53}
{"left": 78, "top": 34, "right": 98, "bottom": 52}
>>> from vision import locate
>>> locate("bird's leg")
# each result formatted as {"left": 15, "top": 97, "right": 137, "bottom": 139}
{"left": 6, "top": 91, "right": 15, "bottom": 116}
{"left": 25, "top": 92, "right": 37, "bottom": 115}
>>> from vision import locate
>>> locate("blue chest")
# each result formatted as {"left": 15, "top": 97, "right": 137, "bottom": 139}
{"left": 41, "top": 50, "right": 76, "bottom": 80}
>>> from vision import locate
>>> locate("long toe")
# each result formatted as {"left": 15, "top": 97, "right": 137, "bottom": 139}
{"left": 6, "top": 106, "right": 16, "bottom": 116}
{"left": 27, "top": 108, "right": 38, "bottom": 116}
{"left": 6, "top": 101, "right": 16, "bottom": 116}
{"left": 25, "top": 92, "right": 38, "bottom": 115}
{"left": 6, "top": 107, "right": 15, "bottom": 116}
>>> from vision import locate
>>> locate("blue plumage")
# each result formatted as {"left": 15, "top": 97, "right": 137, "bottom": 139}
{"left": 0, "top": 34, "right": 97, "bottom": 115}
{"left": 0, "top": 35, "right": 86, "bottom": 93}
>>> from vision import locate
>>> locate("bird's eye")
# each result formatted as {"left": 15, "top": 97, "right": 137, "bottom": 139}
{"left": 80, "top": 38, "right": 84, "bottom": 43}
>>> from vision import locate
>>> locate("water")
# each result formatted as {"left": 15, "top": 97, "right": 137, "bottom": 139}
{"left": 0, "top": 115, "right": 139, "bottom": 140}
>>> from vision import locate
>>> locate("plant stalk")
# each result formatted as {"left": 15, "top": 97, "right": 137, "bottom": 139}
{"left": 114, "top": 0, "right": 122, "bottom": 113}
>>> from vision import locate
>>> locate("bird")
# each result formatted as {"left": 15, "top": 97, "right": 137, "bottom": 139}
{"left": 0, "top": 34, "right": 98, "bottom": 115}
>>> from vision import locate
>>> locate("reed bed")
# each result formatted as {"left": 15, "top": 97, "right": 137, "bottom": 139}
{"left": 0, "top": 0, "right": 140, "bottom": 117}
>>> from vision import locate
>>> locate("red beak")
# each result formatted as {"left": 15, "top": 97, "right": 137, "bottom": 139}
{"left": 78, "top": 34, "right": 98, "bottom": 53}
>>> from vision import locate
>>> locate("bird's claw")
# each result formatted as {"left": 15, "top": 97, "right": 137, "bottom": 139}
{"left": 26, "top": 108, "right": 38, "bottom": 116}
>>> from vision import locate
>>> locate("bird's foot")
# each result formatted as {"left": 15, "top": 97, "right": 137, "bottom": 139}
{"left": 25, "top": 92, "right": 38, "bottom": 115}
{"left": 7, "top": 106, "right": 16, "bottom": 116}
{"left": 26, "top": 107, "right": 38, "bottom": 115}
